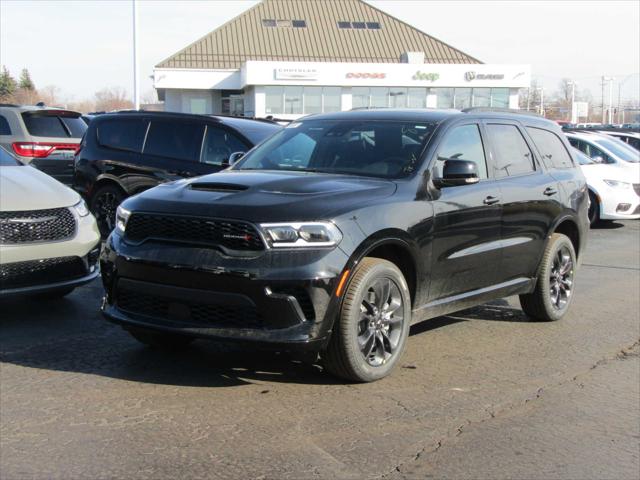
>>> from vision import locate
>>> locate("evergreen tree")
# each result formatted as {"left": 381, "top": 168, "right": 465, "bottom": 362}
{"left": 0, "top": 66, "right": 17, "bottom": 99}
{"left": 18, "top": 68, "right": 35, "bottom": 91}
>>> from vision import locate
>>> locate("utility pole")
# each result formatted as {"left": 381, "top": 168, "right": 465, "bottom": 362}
{"left": 132, "top": 0, "right": 140, "bottom": 110}
{"left": 601, "top": 76, "right": 605, "bottom": 124}
{"left": 526, "top": 87, "right": 531, "bottom": 112}
{"left": 539, "top": 88, "right": 544, "bottom": 117}
{"left": 568, "top": 80, "right": 577, "bottom": 123}
{"left": 606, "top": 77, "right": 615, "bottom": 124}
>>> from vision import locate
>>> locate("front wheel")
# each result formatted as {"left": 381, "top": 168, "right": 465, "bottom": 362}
{"left": 520, "top": 233, "right": 577, "bottom": 322}
{"left": 90, "top": 185, "right": 125, "bottom": 237}
{"left": 323, "top": 258, "right": 411, "bottom": 382}
{"left": 587, "top": 190, "right": 600, "bottom": 226}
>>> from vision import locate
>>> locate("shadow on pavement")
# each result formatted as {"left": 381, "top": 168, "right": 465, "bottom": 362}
{"left": 591, "top": 220, "right": 625, "bottom": 230}
{"left": 0, "top": 292, "right": 528, "bottom": 388}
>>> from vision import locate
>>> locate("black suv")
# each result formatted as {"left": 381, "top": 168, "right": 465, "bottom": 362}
{"left": 73, "top": 111, "right": 282, "bottom": 235}
{"left": 100, "top": 109, "right": 588, "bottom": 382}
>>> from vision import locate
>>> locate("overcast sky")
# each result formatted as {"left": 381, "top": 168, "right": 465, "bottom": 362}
{"left": 1, "top": 0, "right": 638, "bottom": 105}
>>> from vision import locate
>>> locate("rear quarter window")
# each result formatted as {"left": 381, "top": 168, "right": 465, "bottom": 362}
{"left": 97, "top": 118, "right": 146, "bottom": 153}
{"left": 0, "top": 115, "right": 11, "bottom": 135}
{"left": 527, "top": 127, "right": 574, "bottom": 169}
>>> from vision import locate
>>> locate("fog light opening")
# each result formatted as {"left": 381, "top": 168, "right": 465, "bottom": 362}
{"left": 616, "top": 203, "right": 632, "bottom": 213}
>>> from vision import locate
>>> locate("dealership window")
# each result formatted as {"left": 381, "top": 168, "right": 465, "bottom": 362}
{"left": 370, "top": 87, "right": 389, "bottom": 108}
{"left": 352, "top": 22, "right": 366, "bottom": 29}
{"left": 352, "top": 87, "right": 369, "bottom": 109}
{"left": 389, "top": 88, "right": 408, "bottom": 108}
{"left": 337, "top": 21, "right": 351, "bottom": 29}
{"left": 408, "top": 88, "right": 427, "bottom": 108}
{"left": 434, "top": 88, "right": 454, "bottom": 108}
{"left": 303, "top": 87, "right": 322, "bottom": 114}
{"left": 490, "top": 88, "right": 509, "bottom": 108}
{"left": 366, "top": 22, "right": 381, "bottom": 29}
{"left": 472, "top": 88, "right": 491, "bottom": 107}
{"left": 265, "top": 86, "right": 284, "bottom": 114}
{"left": 267, "top": 86, "right": 342, "bottom": 115}
{"left": 454, "top": 88, "right": 472, "bottom": 109}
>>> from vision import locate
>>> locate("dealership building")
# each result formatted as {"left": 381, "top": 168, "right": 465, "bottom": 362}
{"left": 154, "top": 0, "right": 530, "bottom": 119}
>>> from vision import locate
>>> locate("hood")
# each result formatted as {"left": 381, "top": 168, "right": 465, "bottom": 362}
{"left": 581, "top": 162, "right": 640, "bottom": 184}
{"left": 125, "top": 170, "right": 397, "bottom": 223}
{"left": 0, "top": 165, "right": 79, "bottom": 211}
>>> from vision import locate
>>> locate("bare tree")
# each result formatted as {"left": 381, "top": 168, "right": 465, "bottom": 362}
{"left": 94, "top": 87, "right": 133, "bottom": 112}
{"left": 37, "top": 85, "right": 63, "bottom": 107}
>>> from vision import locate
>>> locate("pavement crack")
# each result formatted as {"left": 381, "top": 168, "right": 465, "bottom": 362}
{"left": 581, "top": 262, "right": 640, "bottom": 271}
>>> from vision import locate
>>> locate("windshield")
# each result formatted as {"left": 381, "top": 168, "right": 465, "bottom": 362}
{"left": 593, "top": 137, "right": 640, "bottom": 163}
{"left": 0, "top": 146, "right": 21, "bottom": 166}
{"left": 233, "top": 120, "right": 437, "bottom": 178}
{"left": 572, "top": 148, "right": 594, "bottom": 165}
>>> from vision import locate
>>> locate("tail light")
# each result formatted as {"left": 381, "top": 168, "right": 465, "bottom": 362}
{"left": 12, "top": 142, "right": 80, "bottom": 158}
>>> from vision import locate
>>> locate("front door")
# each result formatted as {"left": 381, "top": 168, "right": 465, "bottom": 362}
{"left": 429, "top": 122, "right": 503, "bottom": 301}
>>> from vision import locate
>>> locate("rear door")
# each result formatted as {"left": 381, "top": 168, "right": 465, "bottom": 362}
{"left": 486, "top": 122, "right": 561, "bottom": 282}
{"left": 429, "top": 122, "right": 503, "bottom": 301}
{"left": 141, "top": 118, "right": 208, "bottom": 182}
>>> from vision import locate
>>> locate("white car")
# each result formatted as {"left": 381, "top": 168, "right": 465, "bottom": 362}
{"left": 573, "top": 148, "right": 640, "bottom": 225}
{"left": 0, "top": 146, "right": 101, "bottom": 298}
{"left": 566, "top": 131, "right": 640, "bottom": 168}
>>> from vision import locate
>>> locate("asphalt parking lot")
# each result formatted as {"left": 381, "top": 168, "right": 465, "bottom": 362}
{"left": 1, "top": 221, "right": 639, "bottom": 480}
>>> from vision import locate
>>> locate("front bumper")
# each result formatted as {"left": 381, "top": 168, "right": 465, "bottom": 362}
{"left": 100, "top": 232, "right": 350, "bottom": 351}
{"left": 599, "top": 187, "right": 640, "bottom": 220}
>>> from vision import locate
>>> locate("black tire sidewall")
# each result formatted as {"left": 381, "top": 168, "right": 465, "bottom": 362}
{"left": 338, "top": 260, "right": 411, "bottom": 382}
{"left": 90, "top": 185, "right": 125, "bottom": 236}
{"left": 537, "top": 235, "right": 577, "bottom": 321}
{"left": 588, "top": 190, "right": 599, "bottom": 226}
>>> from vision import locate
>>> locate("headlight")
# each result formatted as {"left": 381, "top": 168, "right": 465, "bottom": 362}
{"left": 603, "top": 179, "right": 631, "bottom": 189}
{"left": 72, "top": 199, "right": 90, "bottom": 217}
{"left": 260, "top": 222, "right": 342, "bottom": 248}
{"left": 115, "top": 205, "right": 131, "bottom": 235}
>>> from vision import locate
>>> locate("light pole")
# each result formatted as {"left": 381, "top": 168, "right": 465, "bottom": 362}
{"left": 536, "top": 87, "right": 544, "bottom": 117}
{"left": 602, "top": 76, "right": 614, "bottom": 124}
{"left": 568, "top": 81, "right": 577, "bottom": 123}
{"left": 132, "top": 0, "right": 140, "bottom": 110}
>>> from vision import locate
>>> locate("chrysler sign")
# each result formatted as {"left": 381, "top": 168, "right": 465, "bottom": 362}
{"left": 464, "top": 71, "right": 505, "bottom": 81}
{"left": 274, "top": 68, "right": 318, "bottom": 80}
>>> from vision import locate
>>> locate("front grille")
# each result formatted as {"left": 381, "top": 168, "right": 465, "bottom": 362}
{"left": 0, "top": 208, "right": 76, "bottom": 244}
{"left": 634, "top": 184, "right": 640, "bottom": 197}
{"left": 117, "top": 288, "right": 263, "bottom": 328}
{"left": 125, "top": 213, "right": 264, "bottom": 252}
{"left": 0, "top": 256, "right": 86, "bottom": 289}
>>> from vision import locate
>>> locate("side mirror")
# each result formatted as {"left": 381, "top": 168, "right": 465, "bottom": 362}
{"left": 433, "top": 159, "right": 480, "bottom": 188}
{"left": 222, "top": 151, "right": 245, "bottom": 167}
{"left": 592, "top": 155, "right": 604, "bottom": 164}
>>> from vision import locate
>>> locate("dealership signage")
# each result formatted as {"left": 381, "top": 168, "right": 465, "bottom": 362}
{"left": 274, "top": 68, "right": 318, "bottom": 80}
{"left": 412, "top": 71, "right": 440, "bottom": 82}
{"left": 464, "top": 71, "right": 505, "bottom": 81}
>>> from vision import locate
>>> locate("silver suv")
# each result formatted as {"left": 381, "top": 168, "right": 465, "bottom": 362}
{"left": 0, "top": 104, "right": 87, "bottom": 185}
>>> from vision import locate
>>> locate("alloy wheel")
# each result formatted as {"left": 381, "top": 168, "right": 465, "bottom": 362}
{"left": 357, "top": 277, "right": 405, "bottom": 367}
{"left": 549, "top": 246, "right": 574, "bottom": 310}
{"left": 94, "top": 192, "right": 118, "bottom": 235}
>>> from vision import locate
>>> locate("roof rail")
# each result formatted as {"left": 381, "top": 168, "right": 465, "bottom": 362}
{"left": 461, "top": 107, "right": 543, "bottom": 118}
{"left": 0, "top": 103, "right": 20, "bottom": 107}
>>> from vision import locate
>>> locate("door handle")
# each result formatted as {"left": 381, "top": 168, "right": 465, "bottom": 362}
{"left": 543, "top": 187, "right": 558, "bottom": 196}
{"left": 483, "top": 195, "right": 500, "bottom": 205}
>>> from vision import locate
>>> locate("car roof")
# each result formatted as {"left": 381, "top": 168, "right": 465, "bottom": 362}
{"left": 298, "top": 108, "right": 560, "bottom": 129}
{"left": 0, "top": 104, "right": 81, "bottom": 115}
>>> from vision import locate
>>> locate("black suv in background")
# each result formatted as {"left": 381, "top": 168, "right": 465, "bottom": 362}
{"left": 73, "top": 111, "right": 282, "bottom": 235}
{"left": 101, "top": 109, "right": 589, "bottom": 382}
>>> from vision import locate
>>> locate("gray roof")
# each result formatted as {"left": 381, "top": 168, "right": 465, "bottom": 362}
{"left": 157, "top": 0, "right": 481, "bottom": 69}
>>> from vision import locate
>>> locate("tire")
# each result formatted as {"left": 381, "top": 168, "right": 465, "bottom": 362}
{"left": 587, "top": 190, "right": 600, "bottom": 226}
{"left": 127, "top": 327, "right": 195, "bottom": 351}
{"left": 90, "top": 184, "right": 126, "bottom": 237}
{"left": 323, "top": 258, "right": 412, "bottom": 382}
{"left": 520, "top": 233, "right": 577, "bottom": 322}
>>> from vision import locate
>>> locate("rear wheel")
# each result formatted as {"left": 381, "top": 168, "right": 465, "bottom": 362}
{"left": 520, "top": 233, "right": 576, "bottom": 322}
{"left": 323, "top": 258, "right": 411, "bottom": 382}
{"left": 90, "top": 184, "right": 125, "bottom": 237}
{"left": 587, "top": 190, "right": 600, "bottom": 226}
{"left": 127, "top": 327, "right": 194, "bottom": 351}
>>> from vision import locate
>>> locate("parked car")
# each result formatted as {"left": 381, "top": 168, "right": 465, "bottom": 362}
{"left": 565, "top": 131, "right": 640, "bottom": 169}
{"left": 597, "top": 130, "right": 640, "bottom": 151}
{"left": 100, "top": 109, "right": 588, "bottom": 382}
{"left": 573, "top": 148, "right": 640, "bottom": 224}
{"left": 0, "top": 146, "right": 101, "bottom": 298}
{"left": 74, "top": 111, "right": 282, "bottom": 236}
{"left": 0, "top": 104, "right": 87, "bottom": 185}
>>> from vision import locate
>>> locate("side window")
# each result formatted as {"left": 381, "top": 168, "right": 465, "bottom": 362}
{"left": 0, "top": 115, "right": 11, "bottom": 135}
{"left": 526, "top": 127, "right": 574, "bottom": 169}
{"left": 144, "top": 121, "right": 205, "bottom": 162}
{"left": 201, "top": 127, "right": 248, "bottom": 166}
{"left": 486, "top": 124, "right": 535, "bottom": 178}
{"left": 97, "top": 119, "right": 146, "bottom": 153}
{"left": 434, "top": 124, "right": 488, "bottom": 179}
{"left": 585, "top": 143, "right": 612, "bottom": 164}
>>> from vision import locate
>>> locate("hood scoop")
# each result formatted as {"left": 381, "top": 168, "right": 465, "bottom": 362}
{"left": 190, "top": 182, "right": 249, "bottom": 193}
